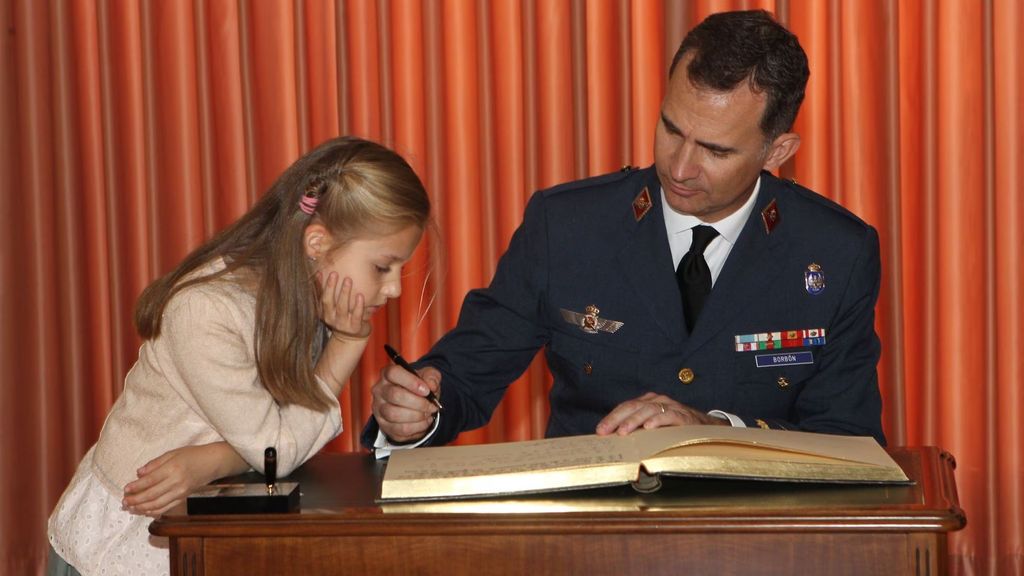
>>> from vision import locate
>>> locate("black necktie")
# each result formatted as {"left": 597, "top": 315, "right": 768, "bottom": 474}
{"left": 676, "top": 225, "right": 719, "bottom": 332}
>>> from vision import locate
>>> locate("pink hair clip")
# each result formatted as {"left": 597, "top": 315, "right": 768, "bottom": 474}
{"left": 299, "top": 194, "right": 319, "bottom": 215}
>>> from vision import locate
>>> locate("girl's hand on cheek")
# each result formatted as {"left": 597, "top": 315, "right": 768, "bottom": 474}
{"left": 321, "top": 273, "right": 370, "bottom": 339}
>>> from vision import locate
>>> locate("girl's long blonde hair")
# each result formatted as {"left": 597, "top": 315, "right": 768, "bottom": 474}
{"left": 134, "top": 136, "right": 430, "bottom": 410}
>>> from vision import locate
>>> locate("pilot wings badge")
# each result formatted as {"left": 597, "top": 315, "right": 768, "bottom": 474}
{"left": 560, "top": 305, "right": 624, "bottom": 334}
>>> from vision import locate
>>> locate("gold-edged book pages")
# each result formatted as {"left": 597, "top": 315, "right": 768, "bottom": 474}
{"left": 379, "top": 425, "right": 910, "bottom": 502}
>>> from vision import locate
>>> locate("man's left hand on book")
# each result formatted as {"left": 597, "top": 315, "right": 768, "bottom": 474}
{"left": 596, "top": 392, "right": 729, "bottom": 436}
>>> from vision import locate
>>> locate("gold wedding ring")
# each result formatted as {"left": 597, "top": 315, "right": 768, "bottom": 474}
{"left": 658, "top": 403, "right": 666, "bottom": 414}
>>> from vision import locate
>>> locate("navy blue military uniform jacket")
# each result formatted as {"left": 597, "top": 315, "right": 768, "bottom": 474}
{"left": 363, "top": 166, "right": 885, "bottom": 448}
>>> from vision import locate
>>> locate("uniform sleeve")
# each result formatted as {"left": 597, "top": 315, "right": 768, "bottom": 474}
{"left": 739, "top": 226, "right": 885, "bottom": 445}
{"left": 162, "top": 287, "right": 343, "bottom": 475}
{"left": 362, "top": 191, "right": 553, "bottom": 449}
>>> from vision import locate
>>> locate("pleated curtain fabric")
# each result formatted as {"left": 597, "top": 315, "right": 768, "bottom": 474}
{"left": 1, "top": 1, "right": 1022, "bottom": 574}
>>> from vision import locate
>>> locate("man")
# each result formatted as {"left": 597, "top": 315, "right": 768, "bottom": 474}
{"left": 363, "top": 10, "right": 885, "bottom": 454}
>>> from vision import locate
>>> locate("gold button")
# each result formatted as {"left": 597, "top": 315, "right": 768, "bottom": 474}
{"left": 677, "top": 368, "right": 694, "bottom": 384}
{"left": 777, "top": 376, "right": 790, "bottom": 388}
{"left": 583, "top": 363, "right": 593, "bottom": 375}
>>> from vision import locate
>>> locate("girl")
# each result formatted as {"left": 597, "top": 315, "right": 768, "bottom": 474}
{"left": 47, "top": 136, "right": 432, "bottom": 575}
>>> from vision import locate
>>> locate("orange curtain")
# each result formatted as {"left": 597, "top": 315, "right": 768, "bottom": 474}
{"left": 1, "top": 0, "right": 1021, "bottom": 573}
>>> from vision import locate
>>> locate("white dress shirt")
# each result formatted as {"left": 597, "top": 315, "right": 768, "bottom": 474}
{"left": 662, "top": 176, "right": 762, "bottom": 427}
{"left": 662, "top": 177, "right": 761, "bottom": 284}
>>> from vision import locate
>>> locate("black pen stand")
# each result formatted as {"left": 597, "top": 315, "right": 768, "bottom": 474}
{"left": 186, "top": 481, "right": 300, "bottom": 515}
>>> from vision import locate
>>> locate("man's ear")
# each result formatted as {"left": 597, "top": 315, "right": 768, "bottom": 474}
{"left": 303, "top": 223, "right": 331, "bottom": 260}
{"left": 762, "top": 133, "right": 801, "bottom": 172}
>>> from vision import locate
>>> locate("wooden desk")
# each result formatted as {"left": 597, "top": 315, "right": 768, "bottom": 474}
{"left": 151, "top": 446, "right": 964, "bottom": 576}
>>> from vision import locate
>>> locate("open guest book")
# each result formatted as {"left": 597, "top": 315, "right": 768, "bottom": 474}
{"left": 379, "top": 425, "right": 911, "bottom": 502}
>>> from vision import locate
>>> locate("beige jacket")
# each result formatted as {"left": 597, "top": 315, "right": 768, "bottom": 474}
{"left": 90, "top": 260, "right": 342, "bottom": 493}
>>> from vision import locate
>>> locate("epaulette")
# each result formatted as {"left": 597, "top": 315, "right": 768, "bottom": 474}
{"left": 781, "top": 175, "right": 813, "bottom": 195}
{"left": 771, "top": 172, "right": 872, "bottom": 228}
{"left": 541, "top": 165, "right": 645, "bottom": 199}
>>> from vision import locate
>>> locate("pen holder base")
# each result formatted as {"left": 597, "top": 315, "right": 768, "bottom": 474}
{"left": 186, "top": 481, "right": 300, "bottom": 515}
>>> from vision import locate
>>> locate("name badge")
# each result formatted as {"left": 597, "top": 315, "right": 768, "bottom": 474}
{"left": 755, "top": 351, "right": 814, "bottom": 368}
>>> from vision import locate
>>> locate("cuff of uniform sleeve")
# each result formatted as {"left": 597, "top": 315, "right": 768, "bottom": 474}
{"left": 372, "top": 414, "right": 440, "bottom": 460}
{"left": 708, "top": 410, "right": 747, "bottom": 428}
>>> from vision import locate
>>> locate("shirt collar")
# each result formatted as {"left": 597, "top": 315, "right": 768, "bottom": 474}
{"left": 661, "top": 175, "right": 762, "bottom": 245}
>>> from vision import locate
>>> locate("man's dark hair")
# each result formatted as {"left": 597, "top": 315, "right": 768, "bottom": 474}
{"left": 669, "top": 10, "right": 810, "bottom": 141}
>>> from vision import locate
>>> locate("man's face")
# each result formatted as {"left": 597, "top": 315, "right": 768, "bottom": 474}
{"left": 654, "top": 55, "right": 794, "bottom": 222}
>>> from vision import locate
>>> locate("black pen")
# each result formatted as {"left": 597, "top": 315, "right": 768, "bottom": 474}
{"left": 384, "top": 344, "right": 443, "bottom": 410}
{"left": 264, "top": 447, "right": 277, "bottom": 494}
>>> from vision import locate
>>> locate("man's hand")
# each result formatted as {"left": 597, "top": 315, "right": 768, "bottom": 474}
{"left": 371, "top": 364, "right": 441, "bottom": 444}
{"left": 596, "top": 392, "right": 728, "bottom": 436}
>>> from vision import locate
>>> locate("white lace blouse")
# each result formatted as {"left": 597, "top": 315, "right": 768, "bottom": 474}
{"left": 48, "top": 447, "right": 169, "bottom": 575}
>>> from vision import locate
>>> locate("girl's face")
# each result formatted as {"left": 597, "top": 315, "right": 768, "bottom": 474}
{"left": 309, "top": 224, "right": 423, "bottom": 321}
